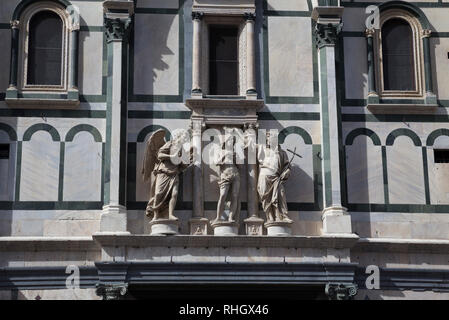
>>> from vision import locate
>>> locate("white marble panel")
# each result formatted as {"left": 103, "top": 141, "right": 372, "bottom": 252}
{"left": 20, "top": 131, "right": 60, "bottom": 201}
{"left": 78, "top": 32, "right": 103, "bottom": 95}
{"left": 267, "top": 16, "right": 314, "bottom": 97}
{"left": 63, "top": 132, "right": 102, "bottom": 201}
{"left": 134, "top": 14, "right": 179, "bottom": 95}
{"left": 344, "top": 37, "right": 368, "bottom": 100}
{"left": 266, "top": 0, "right": 309, "bottom": 11}
{"left": 387, "top": 137, "right": 425, "bottom": 204}
{"left": 346, "top": 136, "right": 384, "bottom": 204}
{"left": 281, "top": 134, "right": 314, "bottom": 203}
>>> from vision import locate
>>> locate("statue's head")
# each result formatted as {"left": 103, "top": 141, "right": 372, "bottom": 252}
{"left": 265, "top": 130, "right": 279, "bottom": 150}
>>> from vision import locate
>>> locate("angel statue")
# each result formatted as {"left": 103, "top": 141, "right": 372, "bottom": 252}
{"left": 213, "top": 128, "right": 241, "bottom": 224}
{"left": 256, "top": 131, "right": 295, "bottom": 223}
{"left": 142, "top": 129, "right": 192, "bottom": 222}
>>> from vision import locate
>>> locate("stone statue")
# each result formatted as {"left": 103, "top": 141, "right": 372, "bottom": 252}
{"left": 142, "top": 129, "right": 192, "bottom": 222}
{"left": 213, "top": 128, "right": 241, "bottom": 224}
{"left": 257, "top": 132, "right": 293, "bottom": 224}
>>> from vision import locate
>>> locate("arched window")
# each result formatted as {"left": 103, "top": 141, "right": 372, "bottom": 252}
{"left": 381, "top": 18, "right": 415, "bottom": 91}
{"left": 27, "top": 11, "right": 63, "bottom": 86}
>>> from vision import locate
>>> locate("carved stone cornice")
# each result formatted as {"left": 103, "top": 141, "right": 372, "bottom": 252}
{"left": 325, "top": 283, "right": 358, "bottom": 300}
{"left": 314, "top": 22, "right": 343, "bottom": 49}
{"left": 95, "top": 283, "right": 128, "bottom": 300}
{"left": 192, "top": 11, "right": 204, "bottom": 20}
{"left": 104, "top": 17, "right": 131, "bottom": 43}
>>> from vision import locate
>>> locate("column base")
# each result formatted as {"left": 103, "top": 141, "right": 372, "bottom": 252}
{"left": 322, "top": 206, "right": 352, "bottom": 234}
{"left": 189, "top": 217, "right": 209, "bottom": 235}
{"left": 265, "top": 221, "right": 293, "bottom": 236}
{"left": 244, "top": 216, "right": 264, "bottom": 236}
{"left": 100, "top": 205, "right": 128, "bottom": 233}
{"left": 211, "top": 220, "right": 238, "bottom": 236}
{"left": 246, "top": 90, "right": 257, "bottom": 100}
{"left": 149, "top": 219, "right": 179, "bottom": 235}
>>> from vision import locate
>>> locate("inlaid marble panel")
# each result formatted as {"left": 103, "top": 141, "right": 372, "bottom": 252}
{"left": 63, "top": 132, "right": 102, "bottom": 201}
{"left": 346, "top": 136, "right": 384, "bottom": 204}
{"left": 20, "top": 131, "right": 60, "bottom": 201}
{"left": 387, "top": 136, "right": 425, "bottom": 204}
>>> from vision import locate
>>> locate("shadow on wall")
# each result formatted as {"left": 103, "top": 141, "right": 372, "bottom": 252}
{"left": 131, "top": 12, "right": 176, "bottom": 96}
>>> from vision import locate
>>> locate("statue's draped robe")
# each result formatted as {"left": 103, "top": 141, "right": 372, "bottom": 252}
{"left": 257, "top": 146, "right": 290, "bottom": 217}
{"left": 147, "top": 141, "right": 187, "bottom": 215}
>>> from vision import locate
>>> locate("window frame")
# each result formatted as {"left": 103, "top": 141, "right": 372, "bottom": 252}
{"left": 201, "top": 15, "right": 246, "bottom": 97}
{"left": 18, "top": 2, "right": 70, "bottom": 92}
{"left": 374, "top": 9, "right": 425, "bottom": 99}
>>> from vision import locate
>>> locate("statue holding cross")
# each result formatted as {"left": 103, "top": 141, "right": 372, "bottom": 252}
{"left": 256, "top": 131, "right": 301, "bottom": 224}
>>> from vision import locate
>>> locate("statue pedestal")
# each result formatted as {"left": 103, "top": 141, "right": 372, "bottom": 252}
{"left": 211, "top": 220, "right": 238, "bottom": 236}
{"left": 244, "top": 216, "right": 265, "bottom": 236}
{"left": 149, "top": 219, "right": 179, "bottom": 235}
{"left": 189, "top": 217, "right": 209, "bottom": 235}
{"left": 265, "top": 221, "right": 293, "bottom": 236}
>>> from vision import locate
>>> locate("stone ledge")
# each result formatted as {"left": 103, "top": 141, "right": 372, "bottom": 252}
{"left": 353, "top": 238, "right": 449, "bottom": 254}
{"left": 0, "top": 237, "right": 100, "bottom": 252}
{"left": 92, "top": 234, "right": 360, "bottom": 249}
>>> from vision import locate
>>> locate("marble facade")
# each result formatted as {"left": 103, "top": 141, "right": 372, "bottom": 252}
{"left": 0, "top": 0, "right": 449, "bottom": 300}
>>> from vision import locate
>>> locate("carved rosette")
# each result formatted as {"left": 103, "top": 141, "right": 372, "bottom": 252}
{"left": 314, "top": 22, "right": 343, "bottom": 49}
{"left": 325, "top": 283, "right": 358, "bottom": 300}
{"left": 96, "top": 283, "right": 128, "bottom": 300}
{"left": 104, "top": 17, "right": 131, "bottom": 43}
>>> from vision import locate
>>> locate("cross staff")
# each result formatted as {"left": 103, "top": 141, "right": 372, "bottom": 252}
{"left": 287, "top": 148, "right": 302, "bottom": 167}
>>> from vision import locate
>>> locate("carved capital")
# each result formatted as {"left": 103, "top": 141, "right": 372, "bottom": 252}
{"left": 190, "top": 121, "right": 205, "bottom": 136}
{"left": 314, "top": 22, "right": 343, "bottom": 49}
{"left": 104, "top": 17, "right": 131, "bottom": 43}
{"left": 10, "top": 20, "right": 20, "bottom": 29}
{"left": 192, "top": 11, "right": 204, "bottom": 21}
{"left": 422, "top": 29, "right": 432, "bottom": 38}
{"left": 244, "top": 12, "right": 256, "bottom": 21}
{"left": 325, "top": 283, "right": 358, "bottom": 300}
{"left": 365, "top": 28, "right": 375, "bottom": 38}
{"left": 95, "top": 283, "right": 128, "bottom": 300}
{"left": 244, "top": 122, "right": 259, "bottom": 131}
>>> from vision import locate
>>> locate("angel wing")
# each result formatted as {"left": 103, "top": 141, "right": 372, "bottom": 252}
{"left": 142, "top": 129, "right": 167, "bottom": 182}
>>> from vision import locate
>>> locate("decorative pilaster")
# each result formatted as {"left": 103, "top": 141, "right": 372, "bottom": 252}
{"left": 313, "top": 7, "right": 352, "bottom": 235}
{"left": 325, "top": 283, "right": 358, "bottom": 300}
{"left": 68, "top": 22, "right": 80, "bottom": 101}
{"left": 245, "top": 13, "right": 257, "bottom": 97}
{"left": 244, "top": 122, "right": 263, "bottom": 235}
{"left": 96, "top": 283, "right": 128, "bottom": 300}
{"left": 6, "top": 20, "right": 20, "bottom": 99}
{"left": 365, "top": 28, "right": 379, "bottom": 104}
{"left": 422, "top": 29, "right": 437, "bottom": 104}
{"left": 189, "top": 120, "right": 208, "bottom": 235}
{"left": 100, "top": 1, "right": 134, "bottom": 234}
{"left": 192, "top": 11, "right": 203, "bottom": 96}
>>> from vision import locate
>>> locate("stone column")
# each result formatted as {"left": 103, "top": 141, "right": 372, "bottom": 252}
{"left": 365, "top": 28, "right": 378, "bottom": 104}
{"left": 243, "top": 123, "right": 263, "bottom": 235}
{"left": 245, "top": 13, "right": 257, "bottom": 98}
{"left": 100, "top": 2, "right": 133, "bottom": 234}
{"left": 6, "top": 20, "right": 20, "bottom": 99}
{"left": 314, "top": 11, "right": 352, "bottom": 235}
{"left": 189, "top": 120, "right": 208, "bottom": 235}
{"left": 191, "top": 12, "right": 203, "bottom": 96}
{"left": 68, "top": 22, "right": 80, "bottom": 101}
{"left": 422, "top": 29, "right": 437, "bottom": 105}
